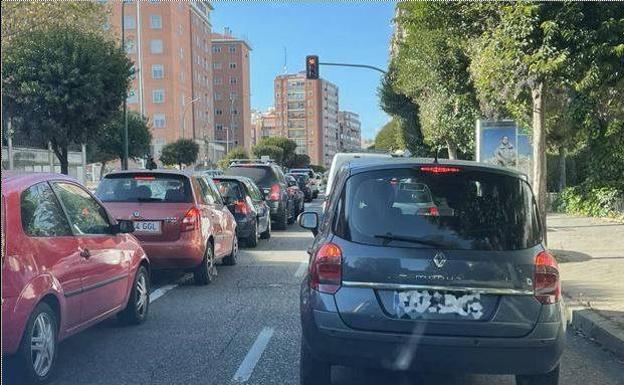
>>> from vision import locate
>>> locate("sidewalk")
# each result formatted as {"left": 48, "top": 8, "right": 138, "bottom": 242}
{"left": 547, "top": 213, "right": 624, "bottom": 358}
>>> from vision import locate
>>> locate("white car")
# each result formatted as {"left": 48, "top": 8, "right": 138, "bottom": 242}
{"left": 325, "top": 153, "right": 392, "bottom": 196}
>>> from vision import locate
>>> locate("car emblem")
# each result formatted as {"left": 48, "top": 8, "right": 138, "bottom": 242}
{"left": 433, "top": 252, "right": 447, "bottom": 268}
{"left": 133, "top": 211, "right": 140, "bottom": 218}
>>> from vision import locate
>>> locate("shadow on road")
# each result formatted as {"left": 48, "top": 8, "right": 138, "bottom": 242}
{"left": 551, "top": 249, "right": 592, "bottom": 263}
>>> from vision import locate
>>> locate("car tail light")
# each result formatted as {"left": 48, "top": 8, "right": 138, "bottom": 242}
{"left": 181, "top": 207, "right": 201, "bottom": 232}
{"left": 269, "top": 184, "right": 281, "bottom": 201}
{"left": 309, "top": 243, "right": 342, "bottom": 294}
{"left": 134, "top": 175, "right": 155, "bottom": 180}
{"left": 534, "top": 251, "right": 560, "bottom": 304}
{"left": 420, "top": 166, "right": 461, "bottom": 174}
{"left": 417, "top": 207, "right": 439, "bottom": 216}
{"left": 234, "top": 200, "right": 251, "bottom": 215}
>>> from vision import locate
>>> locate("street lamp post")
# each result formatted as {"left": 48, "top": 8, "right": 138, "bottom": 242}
{"left": 121, "top": 2, "right": 129, "bottom": 170}
{"left": 181, "top": 96, "right": 200, "bottom": 140}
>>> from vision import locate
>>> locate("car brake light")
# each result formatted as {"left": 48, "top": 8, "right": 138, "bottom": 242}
{"left": 420, "top": 166, "right": 461, "bottom": 174}
{"left": 417, "top": 207, "right": 439, "bottom": 216}
{"left": 309, "top": 243, "right": 342, "bottom": 294}
{"left": 134, "top": 175, "right": 155, "bottom": 180}
{"left": 181, "top": 207, "right": 201, "bottom": 232}
{"left": 269, "top": 184, "right": 281, "bottom": 201}
{"left": 234, "top": 200, "right": 251, "bottom": 215}
{"left": 534, "top": 251, "right": 560, "bottom": 304}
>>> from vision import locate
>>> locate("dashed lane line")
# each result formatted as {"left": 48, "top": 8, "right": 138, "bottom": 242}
{"left": 150, "top": 284, "right": 178, "bottom": 302}
{"left": 232, "top": 327, "right": 275, "bottom": 383}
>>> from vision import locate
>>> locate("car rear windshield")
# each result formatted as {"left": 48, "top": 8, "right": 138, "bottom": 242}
{"left": 334, "top": 167, "right": 541, "bottom": 251}
{"left": 224, "top": 166, "right": 277, "bottom": 188}
{"left": 291, "top": 174, "right": 310, "bottom": 183}
{"left": 213, "top": 179, "right": 245, "bottom": 200}
{"left": 290, "top": 169, "right": 313, "bottom": 178}
{"left": 96, "top": 174, "right": 192, "bottom": 203}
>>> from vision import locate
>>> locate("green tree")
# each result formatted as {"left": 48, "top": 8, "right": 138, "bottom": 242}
{"left": 374, "top": 118, "right": 401, "bottom": 151}
{"left": 309, "top": 165, "right": 326, "bottom": 173}
{"left": 88, "top": 111, "right": 152, "bottom": 174}
{"left": 218, "top": 146, "right": 248, "bottom": 169}
{"left": 291, "top": 154, "right": 311, "bottom": 168}
{"left": 252, "top": 144, "right": 284, "bottom": 165}
{"left": 257, "top": 137, "right": 297, "bottom": 167}
{"left": 160, "top": 139, "right": 199, "bottom": 169}
{"left": 2, "top": 26, "right": 132, "bottom": 174}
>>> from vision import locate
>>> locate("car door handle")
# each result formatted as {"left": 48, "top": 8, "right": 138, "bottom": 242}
{"left": 80, "top": 248, "right": 91, "bottom": 259}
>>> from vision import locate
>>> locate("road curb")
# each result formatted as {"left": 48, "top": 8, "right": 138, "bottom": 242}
{"left": 565, "top": 299, "right": 624, "bottom": 360}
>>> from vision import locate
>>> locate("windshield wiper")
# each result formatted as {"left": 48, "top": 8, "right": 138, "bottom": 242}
{"left": 373, "top": 233, "right": 447, "bottom": 248}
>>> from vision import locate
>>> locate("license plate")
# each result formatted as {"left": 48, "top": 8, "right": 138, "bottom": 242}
{"left": 133, "top": 221, "right": 161, "bottom": 233}
{"left": 394, "top": 290, "right": 484, "bottom": 320}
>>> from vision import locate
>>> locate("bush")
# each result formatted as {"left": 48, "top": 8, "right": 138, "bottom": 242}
{"left": 553, "top": 183, "right": 624, "bottom": 220}
{"left": 252, "top": 144, "right": 284, "bottom": 164}
{"left": 218, "top": 146, "right": 248, "bottom": 169}
{"left": 160, "top": 139, "right": 199, "bottom": 168}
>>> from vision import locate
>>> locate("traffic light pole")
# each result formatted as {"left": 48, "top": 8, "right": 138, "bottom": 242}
{"left": 318, "top": 62, "right": 387, "bottom": 74}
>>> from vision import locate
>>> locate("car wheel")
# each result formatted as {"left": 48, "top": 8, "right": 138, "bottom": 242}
{"left": 300, "top": 337, "right": 331, "bottom": 385}
{"left": 118, "top": 265, "right": 150, "bottom": 325}
{"left": 16, "top": 302, "right": 58, "bottom": 384}
{"left": 516, "top": 365, "right": 560, "bottom": 385}
{"left": 223, "top": 234, "right": 239, "bottom": 265}
{"left": 260, "top": 217, "right": 271, "bottom": 239}
{"left": 274, "top": 207, "right": 288, "bottom": 230}
{"left": 245, "top": 221, "right": 258, "bottom": 248}
{"left": 194, "top": 242, "right": 217, "bottom": 285}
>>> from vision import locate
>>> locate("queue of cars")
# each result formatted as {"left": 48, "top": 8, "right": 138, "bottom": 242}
{"left": 1, "top": 159, "right": 305, "bottom": 384}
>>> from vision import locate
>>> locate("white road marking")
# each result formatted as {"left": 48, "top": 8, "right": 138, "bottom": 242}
{"left": 294, "top": 260, "right": 308, "bottom": 277}
{"left": 233, "top": 327, "right": 275, "bottom": 383}
{"left": 150, "top": 284, "right": 178, "bottom": 302}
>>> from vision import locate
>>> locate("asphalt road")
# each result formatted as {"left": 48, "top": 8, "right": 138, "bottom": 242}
{"left": 4, "top": 197, "right": 624, "bottom": 385}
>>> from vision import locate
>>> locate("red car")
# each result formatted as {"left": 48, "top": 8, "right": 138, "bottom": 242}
{"left": 1, "top": 172, "right": 150, "bottom": 384}
{"left": 96, "top": 170, "right": 238, "bottom": 285}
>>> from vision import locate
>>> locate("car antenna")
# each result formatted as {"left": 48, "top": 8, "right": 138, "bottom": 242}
{"left": 433, "top": 146, "right": 440, "bottom": 164}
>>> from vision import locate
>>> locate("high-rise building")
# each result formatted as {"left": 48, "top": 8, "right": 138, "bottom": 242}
{"left": 109, "top": 1, "right": 215, "bottom": 162}
{"left": 274, "top": 73, "right": 339, "bottom": 167}
{"left": 252, "top": 107, "right": 278, "bottom": 145}
{"left": 338, "top": 111, "right": 362, "bottom": 152}
{"left": 211, "top": 28, "right": 252, "bottom": 152}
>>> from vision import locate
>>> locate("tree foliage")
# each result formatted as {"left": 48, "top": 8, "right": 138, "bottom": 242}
{"left": 2, "top": 26, "right": 132, "bottom": 174}
{"left": 160, "top": 139, "right": 200, "bottom": 169}
{"left": 291, "top": 154, "right": 311, "bottom": 168}
{"left": 252, "top": 144, "right": 284, "bottom": 165}
{"left": 218, "top": 146, "right": 248, "bottom": 169}
{"left": 374, "top": 119, "right": 402, "bottom": 151}
{"left": 88, "top": 111, "right": 152, "bottom": 166}
{"left": 255, "top": 137, "right": 297, "bottom": 167}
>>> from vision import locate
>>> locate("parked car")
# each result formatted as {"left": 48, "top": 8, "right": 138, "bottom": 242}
{"left": 96, "top": 170, "right": 238, "bottom": 284}
{"left": 2, "top": 172, "right": 150, "bottom": 384}
{"left": 224, "top": 161, "right": 294, "bottom": 230}
{"left": 298, "top": 159, "right": 565, "bottom": 385}
{"left": 285, "top": 174, "right": 305, "bottom": 219}
{"left": 213, "top": 176, "right": 271, "bottom": 247}
{"left": 289, "top": 173, "right": 313, "bottom": 202}
{"left": 289, "top": 168, "right": 319, "bottom": 198}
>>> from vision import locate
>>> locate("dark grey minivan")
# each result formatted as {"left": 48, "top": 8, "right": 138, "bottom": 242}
{"left": 298, "top": 159, "right": 565, "bottom": 385}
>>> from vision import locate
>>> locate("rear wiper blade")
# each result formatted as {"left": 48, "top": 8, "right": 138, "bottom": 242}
{"left": 374, "top": 233, "right": 447, "bottom": 248}
{"left": 137, "top": 197, "right": 162, "bottom": 202}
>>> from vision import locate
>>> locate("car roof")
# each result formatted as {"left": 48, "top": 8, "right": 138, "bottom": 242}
{"left": 344, "top": 158, "right": 525, "bottom": 178}
{"left": 103, "top": 169, "right": 194, "bottom": 177}
{"left": 212, "top": 175, "right": 253, "bottom": 183}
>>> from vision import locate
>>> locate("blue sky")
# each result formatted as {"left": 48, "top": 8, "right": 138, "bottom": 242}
{"left": 210, "top": 1, "right": 396, "bottom": 140}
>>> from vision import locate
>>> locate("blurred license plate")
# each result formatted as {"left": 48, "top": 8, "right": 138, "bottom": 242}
{"left": 394, "top": 290, "right": 484, "bottom": 320}
{"left": 133, "top": 221, "right": 161, "bottom": 233}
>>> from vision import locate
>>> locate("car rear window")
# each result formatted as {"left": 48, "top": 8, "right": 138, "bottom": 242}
{"left": 291, "top": 174, "right": 310, "bottom": 183}
{"left": 224, "top": 166, "right": 277, "bottom": 188}
{"left": 334, "top": 167, "right": 541, "bottom": 251}
{"left": 213, "top": 179, "right": 245, "bottom": 200}
{"left": 96, "top": 173, "right": 192, "bottom": 203}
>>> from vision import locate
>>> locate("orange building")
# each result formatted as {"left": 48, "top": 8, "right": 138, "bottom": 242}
{"left": 211, "top": 29, "right": 252, "bottom": 152}
{"left": 252, "top": 107, "right": 278, "bottom": 145}
{"left": 108, "top": 1, "right": 215, "bottom": 163}
{"left": 274, "top": 73, "right": 339, "bottom": 167}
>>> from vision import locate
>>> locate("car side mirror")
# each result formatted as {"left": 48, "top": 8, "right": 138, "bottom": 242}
{"left": 113, "top": 219, "right": 135, "bottom": 234}
{"left": 298, "top": 211, "right": 318, "bottom": 236}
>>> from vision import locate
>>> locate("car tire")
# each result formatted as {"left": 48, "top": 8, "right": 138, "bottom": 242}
{"left": 16, "top": 302, "right": 58, "bottom": 385}
{"left": 274, "top": 207, "right": 288, "bottom": 230}
{"left": 300, "top": 337, "right": 331, "bottom": 385}
{"left": 118, "top": 265, "right": 150, "bottom": 325}
{"left": 516, "top": 365, "right": 560, "bottom": 385}
{"left": 245, "top": 221, "right": 258, "bottom": 248}
{"left": 194, "top": 242, "right": 216, "bottom": 285}
{"left": 223, "top": 234, "right": 239, "bottom": 265}
{"left": 260, "top": 218, "right": 271, "bottom": 239}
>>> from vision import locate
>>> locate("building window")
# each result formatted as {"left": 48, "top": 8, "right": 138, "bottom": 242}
{"left": 127, "top": 89, "right": 137, "bottom": 104}
{"left": 215, "top": 109, "right": 223, "bottom": 116}
{"left": 216, "top": 124, "right": 223, "bottom": 131}
{"left": 229, "top": 77, "right": 237, "bottom": 84}
{"left": 152, "top": 89, "right": 165, "bottom": 104}
{"left": 229, "top": 62, "right": 237, "bottom": 69}
{"left": 177, "top": 23, "right": 183, "bottom": 35}
{"left": 153, "top": 114, "right": 166, "bottom": 128}
{"left": 214, "top": 93, "right": 222, "bottom": 101}
{"left": 150, "top": 39, "right": 163, "bottom": 54}
{"left": 125, "top": 39, "right": 136, "bottom": 54}
{"left": 151, "top": 64, "right": 164, "bottom": 79}
{"left": 179, "top": 70, "right": 185, "bottom": 82}
{"left": 230, "top": 92, "right": 237, "bottom": 100}
{"left": 213, "top": 62, "right": 222, "bottom": 70}
{"left": 212, "top": 46, "right": 221, "bottom": 53}
{"left": 228, "top": 45, "right": 236, "bottom": 53}
{"left": 214, "top": 77, "right": 222, "bottom": 85}
{"left": 123, "top": 15, "right": 136, "bottom": 29}
{"left": 230, "top": 108, "right": 238, "bottom": 115}
{"left": 150, "top": 14, "right": 162, "bottom": 29}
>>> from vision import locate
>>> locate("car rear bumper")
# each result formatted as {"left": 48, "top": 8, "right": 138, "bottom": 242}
{"left": 140, "top": 236, "right": 205, "bottom": 269}
{"left": 267, "top": 201, "right": 283, "bottom": 216}
{"left": 2, "top": 296, "right": 20, "bottom": 355}
{"left": 301, "top": 290, "right": 565, "bottom": 375}
{"left": 235, "top": 217, "right": 255, "bottom": 239}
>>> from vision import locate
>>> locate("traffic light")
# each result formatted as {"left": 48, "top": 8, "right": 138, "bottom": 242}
{"left": 306, "top": 55, "right": 319, "bottom": 79}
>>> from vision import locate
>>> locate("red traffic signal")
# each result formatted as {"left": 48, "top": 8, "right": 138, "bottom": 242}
{"left": 306, "top": 55, "right": 319, "bottom": 80}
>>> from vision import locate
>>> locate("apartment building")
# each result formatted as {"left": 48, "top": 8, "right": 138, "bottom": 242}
{"left": 338, "top": 111, "right": 362, "bottom": 151}
{"left": 252, "top": 107, "right": 278, "bottom": 145}
{"left": 211, "top": 28, "right": 252, "bottom": 152}
{"left": 274, "top": 73, "right": 339, "bottom": 167}
{"left": 109, "top": 1, "right": 215, "bottom": 161}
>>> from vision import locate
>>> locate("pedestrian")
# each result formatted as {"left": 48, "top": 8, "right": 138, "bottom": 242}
{"left": 146, "top": 156, "right": 158, "bottom": 170}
